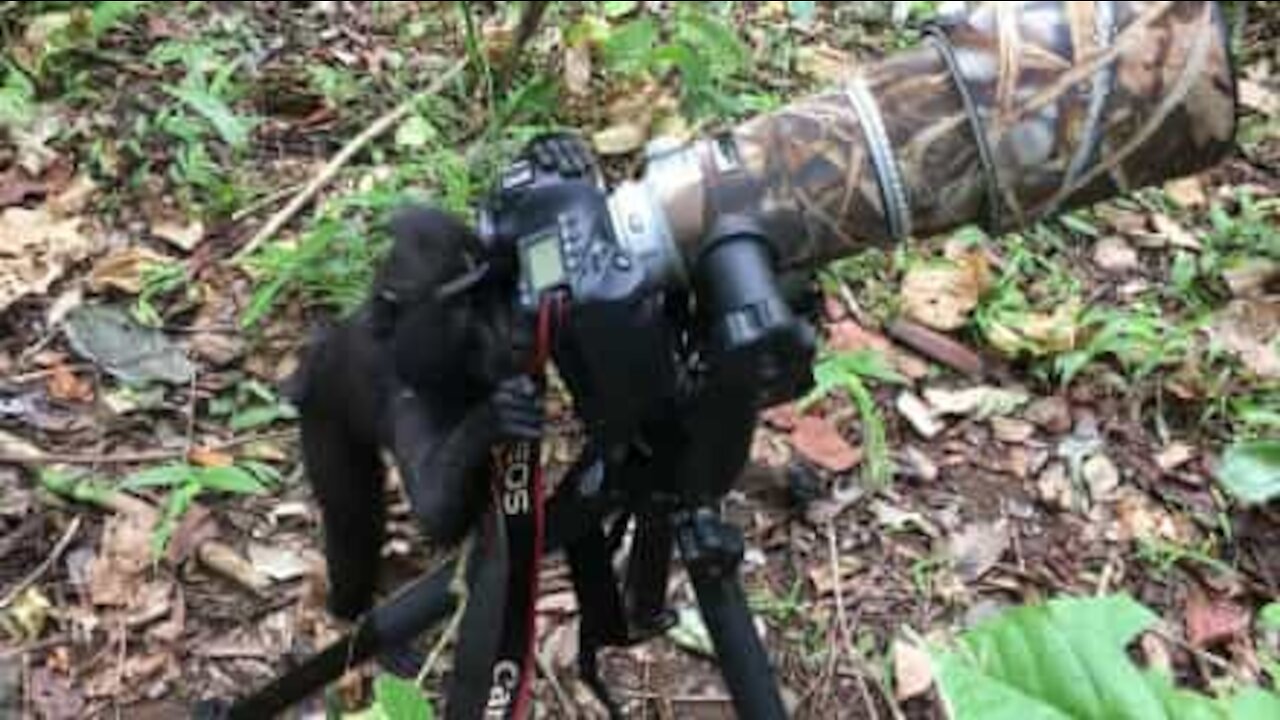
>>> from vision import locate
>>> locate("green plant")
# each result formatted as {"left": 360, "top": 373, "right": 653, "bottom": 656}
{"left": 597, "top": 3, "right": 750, "bottom": 120}
{"left": 0, "top": 60, "right": 35, "bottom": 128}
{"left": 1136, "top": 538, "right": 1237, "bottom": 580}
{"left": 121, "top": 460, "right": 280, "bottom": 557}
{"left": 1214, "top": 439, "right": 1280, "bottom": 506}
{"left": 133, "top": 260, "right": 188, "bottom": 327}
{"left": 208, "top": 380, "right": 300, "bottom": 432}
{"left": 927, "top": 594, "right": 1280, "bottom": 720}
{"left": 803, "top": 349, "right": 908, "bottom": 490}
{"left": 344, "top": 674, "right": 435, "bottom": 720}
{"left": 1054, "top": 303, "right": 1197, "bottom": 386}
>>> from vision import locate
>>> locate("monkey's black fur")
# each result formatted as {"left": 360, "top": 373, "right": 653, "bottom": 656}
{"left": 287, "top": 204, "right": 540, "bottom": 623}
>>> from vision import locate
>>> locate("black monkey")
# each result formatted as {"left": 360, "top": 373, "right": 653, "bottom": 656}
{"left": 287, "top": 204, "right": 541, "bottom": 624}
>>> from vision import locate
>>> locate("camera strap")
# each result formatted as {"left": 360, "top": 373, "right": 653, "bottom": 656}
{"left": 454, "top": 295, "right": 559, "bottom": 720}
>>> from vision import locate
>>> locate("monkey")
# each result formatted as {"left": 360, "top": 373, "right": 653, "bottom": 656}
{"left": 285, "top": 203, "right": 542, "bottom": 628}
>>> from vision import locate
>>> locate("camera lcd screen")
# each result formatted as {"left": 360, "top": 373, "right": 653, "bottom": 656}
{"left": 526, "top": 234, "right": 566, "bottom": 292}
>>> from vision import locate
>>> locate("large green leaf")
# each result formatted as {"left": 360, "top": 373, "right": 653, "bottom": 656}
{"left": 933, "top": 595, "right": 1169, "bottom": 720}
{"left": 197, "top": 466, "right": 269, "bottom": 495}
{"left": 371, "top": 675, "right": 434, "bottom": 720}
{"left": 1216, "top": 440, "right": 1280, "bottom": 506}
{"left": 932, "top": 595, "right": 1280, "bottom": 720}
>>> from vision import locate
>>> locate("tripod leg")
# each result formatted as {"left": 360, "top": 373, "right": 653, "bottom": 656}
{"left": 678, "top": 510, "right": 787, "bottom": 720}
{"left": 213, "top": 562, "right": 458, "bottom": 719}
{"left": 625, "top": 511, "right": 677, "bottom": 636}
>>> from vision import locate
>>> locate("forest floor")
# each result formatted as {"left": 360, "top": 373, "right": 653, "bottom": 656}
{"left": 1, "top": 2, "right": 1278, "bottom": 719}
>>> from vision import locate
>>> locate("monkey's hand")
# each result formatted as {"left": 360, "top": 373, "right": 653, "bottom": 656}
{"left": 489, "top": 376, "right": 544, "bottom": 441}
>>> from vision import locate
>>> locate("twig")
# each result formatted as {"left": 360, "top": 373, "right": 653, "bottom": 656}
{"left": 828, "top": 523, "right": 880, "bottom": 720}
{"left": 2, "top": 363, "right": 95, "bottom": 386}
{"left": 0, "top": 634, "right": 70, "bottom": 662}
{"left": 0, "top": 516, "right": 82, "bottom": 608}
{"left": 229, "top": 58, "right": 468, "bottom": 263}
{"left": 418, "top": 537, "right": 474, "bottom": 685}
{"left": 230, "top": 183, "right": 304, "bottom": 224}
{"left": 1150, "top": 626, "right": 1237, "bottom": 676}
{"left": 0, "top": 429, "right": 298, "bottom": 466}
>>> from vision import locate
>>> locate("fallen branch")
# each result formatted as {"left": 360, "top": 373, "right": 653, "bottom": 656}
{"left": 229, "top": 58, "right": 468, "bottom": 264}
{"left": 0, "top": 429, "right": 298, "bottom": 467}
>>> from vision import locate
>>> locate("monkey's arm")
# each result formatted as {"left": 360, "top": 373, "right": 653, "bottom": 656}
{"left": 391, "top": 377, "right": 543, "bottom": 546}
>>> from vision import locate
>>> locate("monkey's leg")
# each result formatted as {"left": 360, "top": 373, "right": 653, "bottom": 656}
{"left": 300, "top": 414, "right": 386, "bottom": 621}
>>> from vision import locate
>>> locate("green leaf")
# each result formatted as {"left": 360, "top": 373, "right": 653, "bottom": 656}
{"left": 90, "top": 0, "right": 147, "bottom": 36}
{"left": 1260, "top": 602, "right": 1280, "bottom": 632}
{"left": 1228, "top": 688, "right": 1280, "bottom": 720}
{"left": 1216, "top": 440, "right": 1280, "bottom": 505}
{"left": 668, "top": 607, "right": 715, "bottom": 657}
{"left": 395, "top": 115, "right": 437, "bottom": 149}
{"left": 196, "top": 466, "right": 268, "bottom": 495}
{"left": 602, "top": 17, "right": 658, "bottom": 75}
{"left": 230, "top": 404, "right": 297, "bottom": 432}
{"left": 372, "top": 675, "right": 434, "bottom": 720}
{"left": 163, "top": 84, "right": 255, "bottom": 148}
{"left": 932, "top": 595, "right": 1168, "bottom": 720}
{"left": 153, "top": 481, "right": 202, "bottom": 557}
{"left": 602, "top": 0, "right": 639, "bottom": 18}
{"left": 121, "top": 464, "right": 196, "bottom": 491}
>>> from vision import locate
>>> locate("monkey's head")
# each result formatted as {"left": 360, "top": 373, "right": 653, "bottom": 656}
{"left": 372, "top": 204, "right": 525, "bottom": 407}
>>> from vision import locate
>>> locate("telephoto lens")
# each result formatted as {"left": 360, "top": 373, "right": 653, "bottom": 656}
{"left": 608, "top": 1, "right": 1239, "bottom": 289}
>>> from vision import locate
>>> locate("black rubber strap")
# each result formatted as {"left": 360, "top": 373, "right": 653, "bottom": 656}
{"left": 923, "top": 25, "right": 1007, "bottom": 235}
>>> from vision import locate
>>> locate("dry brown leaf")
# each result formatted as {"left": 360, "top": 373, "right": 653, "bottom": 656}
{"left": 189, "top": 447, "right": 234, "bottom": 468}
{"left": 0, "top": 168, "right": 48, "bottom": 209}
{"left": 1210, "top": 299, "right": 1280, "bottom": 380}
{"left": 592, "top": 123, "right": 647, "bottom": 156}
{"left": 164, "top": 504, "right": 219, "bottom": 567}
{"left": 1164, "top": 177, "right": 1208, "bottom": 208}
{"left": 893, "top": 639, "right": 935, "bottom": 702}
{"left": 991, "top": 417, "right": 1036, "bottom": 444}
{"left": 1239, "top": 78, "right": 1280, "bottom": 115}
{"left": 87, "top": 247, "right": 171, "bottom": 295}
{"left": 901, "top": 253, "right": 991, "bottom": 331}
{"left": 1083, "top": 454, "right": 1121, "bottom": 502}
{"left": 1114, "top": 488, "right": 1193, "bottom": 545}
{"left": 1223, "top": 258, "right": 1279, "bottom": 298}
{"left": 564, "top": 42, "right": 592, "bottom": 97}
{"left": 1155, "top": 443, "right": 1196, "bottom": 473}
{"left": 0, "top": 207, "right": 97, "bottom": 313}
{"left": 0, "top": 429, "right": 45, "bottom": 461}
{"left": 1185, "top": 591, "right": 1250, "bottom": 649}
{"left": 1024, "top": 397, "right": 1073, "bottom": 434}
{"left": 897, "top": 391, "right": 943, "bottom": 439}
{"left": 29, "top": 667, "right": 86, "bottom": 720}
{"left": 46, "top": 364, "right": 94, "bottom": 403}
{"left": 89, "top": 511, "right": 157, "bottom": 607}
{"left": 1151, "top": 213, "right": 1202, "bottom": 252}
{"left": 790, "top": 416, "right": 862, "bottom": 473}
{"left": 150, "top": 219, "right": 205, "bottom": 253}
{"left": 808, "top": 557, "right": 863, "bottom": 598}
{"left": 947, "top": 520, "right": 1010, "bottom": 583}
{"left": 248, "top": 543, "right": 311, "bottom": 583}
{"left": 1092, "top": 237, "right": 1139, "bottom": 273}
{"left": 797, "top": 44, "right": 852, "bottom": 84}
{"left": 47, "top": 175, "right": 97, "bottom": 216}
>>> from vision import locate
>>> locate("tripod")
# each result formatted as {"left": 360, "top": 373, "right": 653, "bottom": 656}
{"left": 203, "top": 221, "right": 817, "bottom": 719}
{"left": 201, "top": 376, "right": 790, "bottom": 719}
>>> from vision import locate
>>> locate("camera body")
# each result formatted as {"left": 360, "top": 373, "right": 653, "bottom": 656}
{"left": 476, "top": 134, "right": 817, "bottom": 450}
{"left": 476, "top": 136, "right": 684, "bottom": 447}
